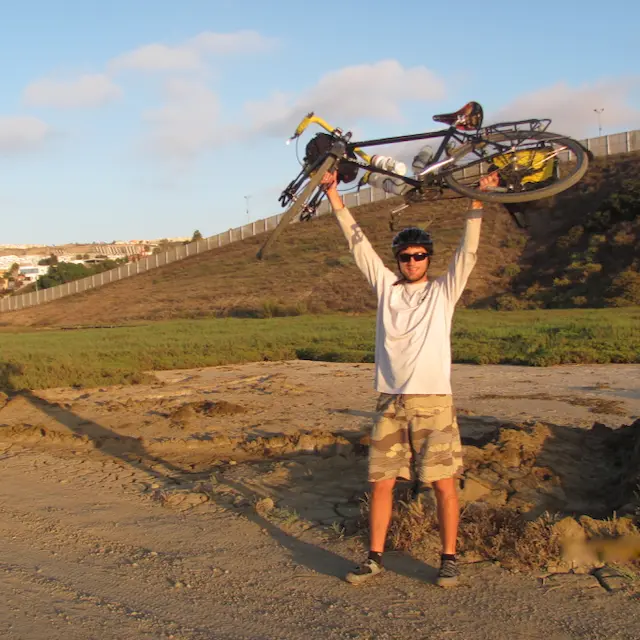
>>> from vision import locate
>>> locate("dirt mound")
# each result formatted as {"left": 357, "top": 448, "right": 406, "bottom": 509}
{"left": 461, "top": 418, "right": 640, "bottom": 518}
{"left": 373, "top": 417, "right": 640, "bottom": 572}
{"left": 169, "top": 400, "right": 246, "bottom": 425}
{"left": 194, "top": 400, "right": 246, "bottom": 416}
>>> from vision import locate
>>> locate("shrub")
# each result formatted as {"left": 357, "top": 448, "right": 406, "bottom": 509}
{"left": 606, "top": 269, "right": 640, "bottom": 307}
{"left": 583, "top": 262, "right": 603, "bottom": 274}
{"left": 501, "top": 264, "right": 521, "bottom": 278}
{"left": 325, "top": 255, "right": 355, "bottom": 268}
{"left": 501, "top": 235, "right": 527, "bottom": 249}
{"left": 495, "top": 294, "right": 529, "bottom": 311}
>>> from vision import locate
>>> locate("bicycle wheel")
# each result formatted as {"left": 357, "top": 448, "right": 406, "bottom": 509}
{"left": 444, "top": 130, "right": 589, "bottom": 203}
{"left": 256, "top": 155, "right": 338, "bottom": 260}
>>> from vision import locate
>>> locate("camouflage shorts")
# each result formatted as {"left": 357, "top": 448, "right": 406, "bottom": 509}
{"left": 368, "top": 394, "right": 463, "bottom": 484}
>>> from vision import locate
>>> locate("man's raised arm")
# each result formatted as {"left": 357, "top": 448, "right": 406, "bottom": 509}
{"left": 440, "top": 173, "right": 498, "bottom": 304}
{"left": 322, "top": 172, "right": 392, "bottom": 294}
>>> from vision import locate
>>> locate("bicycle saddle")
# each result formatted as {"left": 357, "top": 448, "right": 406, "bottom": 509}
{"left": 433, "top": 101, "right": 484, "bottom": 130}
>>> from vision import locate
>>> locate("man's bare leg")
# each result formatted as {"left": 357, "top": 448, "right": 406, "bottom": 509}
{"left": 345, "top": 477, "right": 395, "bottom": 584}
{"left": 369, "top": 478, "right": 396, "bottom": 553}
{"left": 433, "top": 477, "right": 459, "bottom": 553}
{"left": 433, "top": 476, "right": 460, "bottom": 586}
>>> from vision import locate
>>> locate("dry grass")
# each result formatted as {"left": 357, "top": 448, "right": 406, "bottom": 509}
{"left": 355, "top": 488, "right": 640, "bottom": 573}
{"left": 457, "top": 504, "right": 561, "bottom": 570}
{"left": 356, "top": 486, "right": 567, "bottom": 572}
{"left": 0, "top": 195, "right": 523, "bottom": 328}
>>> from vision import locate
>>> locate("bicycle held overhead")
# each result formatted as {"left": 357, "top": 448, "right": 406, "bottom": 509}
{"left": 256, "top": 101, "right": 589, "bottom": 259}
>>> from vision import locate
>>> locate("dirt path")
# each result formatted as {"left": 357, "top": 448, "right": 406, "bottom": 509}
{"left": 0, "top": 362, "right": 639, "bottom": 639}
{"left": 1, "top": 448, "right": 639, "bottom": 640}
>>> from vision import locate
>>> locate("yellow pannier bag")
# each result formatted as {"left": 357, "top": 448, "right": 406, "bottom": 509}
{"left": 491, "top": 148, "right": 556, "bottom": 185}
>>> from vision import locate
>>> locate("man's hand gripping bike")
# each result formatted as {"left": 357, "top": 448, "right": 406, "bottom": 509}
{"left": 257, "top": 101, "right": 589, "bottom": 259}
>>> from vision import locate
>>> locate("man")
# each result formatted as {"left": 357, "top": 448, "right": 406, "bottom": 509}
{"left": 321, "top": 170, "right": 496, "bottom": 587}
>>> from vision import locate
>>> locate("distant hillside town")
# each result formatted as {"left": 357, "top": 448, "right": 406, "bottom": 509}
{"left": 0, "top": 236, "right": 192, "bottom": 294}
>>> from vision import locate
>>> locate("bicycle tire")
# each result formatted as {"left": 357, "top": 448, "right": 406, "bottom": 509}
{"left": 445, "top": 131, "right": 589, "bottom": 203}
{"left": 256, "top": 155, "right": 338, "bottom": 260}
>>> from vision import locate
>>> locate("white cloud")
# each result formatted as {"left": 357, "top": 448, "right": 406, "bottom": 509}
{"left": 0, "top": 116, "right": 50, "bottom": 152}
{"left": 244, "top": 60, "right": 446, "bottom": 138}
{"left": 109, "top": 44, "right": 202, "bottom": 73}
{"left": 144, "top": 79, "right": 231, "bottom": 156}
{"left": 144, "top": 60, "right": 446, "bottom": 159}
{"left": 491, "top": 78, "right": 640, "bottom": 138}
{"left": 23, "top": 73, "right": 122, "bottom": 108}
{"left": 110, "top": 30, "right": 278, "bottom": 73}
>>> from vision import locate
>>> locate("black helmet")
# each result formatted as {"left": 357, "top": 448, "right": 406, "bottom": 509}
{"left": 391, "top": 227, "right": 434, "bottom": 257}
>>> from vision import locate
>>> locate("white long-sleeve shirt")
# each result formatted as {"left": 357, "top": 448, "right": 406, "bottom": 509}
{"left": 334, "top": 207, "right": 482, "bottom": 395}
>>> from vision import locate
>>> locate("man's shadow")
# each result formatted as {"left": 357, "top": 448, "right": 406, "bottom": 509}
{"left": 207, "top": 456, "right": 439, "bottom": 583}
{"left": 0, "top": 362, "right": 183, "bottom": 483}
{"left": 0, "top": 363, "right": 438, "bottom": 584}
{"left": 208, "top": 473, "right": 439, "bottom": 583}
{"left": 210, "top": 474, "right": 356, "bottom": 580}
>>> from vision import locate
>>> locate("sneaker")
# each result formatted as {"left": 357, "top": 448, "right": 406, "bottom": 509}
{"left": 345, "top": 558, "right": 383, "bottom": 585}
{"left": 436, "top": 558, "right": 459, "bottom": 588}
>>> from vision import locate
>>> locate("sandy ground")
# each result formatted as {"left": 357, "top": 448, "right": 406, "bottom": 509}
{"left": 1, "top": 361, "right": 639, "bottom": 639}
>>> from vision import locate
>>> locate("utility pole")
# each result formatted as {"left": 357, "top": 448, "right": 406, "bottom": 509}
{"left": 244, "top": 195, "right": 251, "bottom": 223}
{"left": 594, "top": 108, "right": 604, "bottom": 137}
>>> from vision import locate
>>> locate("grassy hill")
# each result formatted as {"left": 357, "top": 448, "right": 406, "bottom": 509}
{"left": 493, "top": 152, "right": 640, "bottom": 310}
{"left": 0, "top": 153, "right": 638, "bottom": 329}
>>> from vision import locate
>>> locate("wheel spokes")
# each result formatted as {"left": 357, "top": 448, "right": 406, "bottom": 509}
{"left": 451, "top": 133, "right": 569, "bottom": 194}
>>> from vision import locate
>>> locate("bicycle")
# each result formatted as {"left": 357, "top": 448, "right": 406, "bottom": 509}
{"left": 256, "top": 101, "right": 590, "bottom": 259}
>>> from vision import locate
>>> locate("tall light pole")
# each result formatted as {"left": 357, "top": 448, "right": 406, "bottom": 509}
{"left": 594, "top": 108, "right": 604, "bottom": 137}
{"left": 244, "top": 195, "right": 251, "bottom": 223}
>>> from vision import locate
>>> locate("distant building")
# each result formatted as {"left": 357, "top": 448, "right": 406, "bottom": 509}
{"left": 19, "top": 265, "right": 49, "bottom": 280}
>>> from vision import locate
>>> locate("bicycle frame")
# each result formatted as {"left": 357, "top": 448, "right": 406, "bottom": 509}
{"left": 343, "top": 126, "right": 475, "bottom": 187}
{"left": 340, "top": 118, "right": 552, "bottom": 186}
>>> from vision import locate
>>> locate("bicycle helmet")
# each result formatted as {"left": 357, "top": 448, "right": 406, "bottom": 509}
{"left": 391, "top": 227, "right": 434, "bottom": 257}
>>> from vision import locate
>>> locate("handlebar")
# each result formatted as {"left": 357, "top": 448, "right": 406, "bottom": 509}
{"left": 287, "top": 112, "right": 372, "bottom": 163}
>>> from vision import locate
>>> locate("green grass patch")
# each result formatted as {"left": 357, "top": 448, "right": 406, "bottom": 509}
{"left": 452, "top": 307, "right": 640, "bottom": 366}
{"left": 0, "top": 308, "right": 638, "bottom": 391}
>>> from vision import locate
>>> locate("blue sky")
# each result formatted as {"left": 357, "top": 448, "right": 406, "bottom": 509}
{"left": 1, "top": 0, "right": 638, "bottom": 245}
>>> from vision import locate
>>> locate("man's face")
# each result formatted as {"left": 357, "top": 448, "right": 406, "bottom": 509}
{"left": 397, "top": 245, "right": 430, "bottom": 283}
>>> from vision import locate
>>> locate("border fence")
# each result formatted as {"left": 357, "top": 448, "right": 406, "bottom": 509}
{"left": 1, "top": 129, "right": 639, "bottom": 314}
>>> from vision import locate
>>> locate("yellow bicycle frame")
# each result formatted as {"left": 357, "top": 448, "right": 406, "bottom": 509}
{"left": 291, "top": 112, "right": 372, "bottom": 163}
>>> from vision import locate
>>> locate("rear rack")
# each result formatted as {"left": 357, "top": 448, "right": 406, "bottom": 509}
{"left": 484, "top": 119, "right": 551, "bottom": 135}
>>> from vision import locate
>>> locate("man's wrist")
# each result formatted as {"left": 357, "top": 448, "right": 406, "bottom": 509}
{"left": 327, "top": 191, "right": 344, "bottom": 211}
{"left": 471, "top": 200, "right": 484, "bottom": 210}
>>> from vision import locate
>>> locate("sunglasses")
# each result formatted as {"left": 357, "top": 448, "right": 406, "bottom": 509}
{"left": 397, "top": 252, "right": 429, "bottom": 263}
